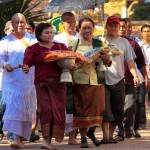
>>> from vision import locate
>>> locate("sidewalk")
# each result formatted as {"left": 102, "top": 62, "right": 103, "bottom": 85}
{"left": 0, "top": 108, "right": 150, "bottom": 150}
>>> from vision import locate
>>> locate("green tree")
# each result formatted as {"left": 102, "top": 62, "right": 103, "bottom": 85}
{"left": 131, "top": 3, "right": 150, "bottom": 21}
{"left": 0, "top": 0, "right": 47, "bottom": 39}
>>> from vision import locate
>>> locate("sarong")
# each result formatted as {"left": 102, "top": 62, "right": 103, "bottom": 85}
{"left": 35, "top": 78, "right": 66, "bottom": 142}
{"left": 73, "top": 84, "right": 105, "bottom": 128}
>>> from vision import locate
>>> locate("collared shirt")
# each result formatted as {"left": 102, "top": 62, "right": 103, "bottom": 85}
{"left": 71, "top": 39, "right": 98, "bottom": 85}
{"left": 139, "top": 40, "right": 150, "bottom": 64}
{"left": 138, "top": 40, "right": 150, "bottom": 78}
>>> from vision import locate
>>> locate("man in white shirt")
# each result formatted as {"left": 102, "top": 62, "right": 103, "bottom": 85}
{"left": 137, "top": 24, "right": 150, "bottom": 130}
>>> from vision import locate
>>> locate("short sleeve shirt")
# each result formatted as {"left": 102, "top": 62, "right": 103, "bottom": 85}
{"left": 105, "top": 36, "right": 136, "bottom": 85}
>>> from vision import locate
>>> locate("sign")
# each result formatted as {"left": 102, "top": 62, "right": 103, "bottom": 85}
{"left": 50, "top": 16, "right": 64, "bottom": 35}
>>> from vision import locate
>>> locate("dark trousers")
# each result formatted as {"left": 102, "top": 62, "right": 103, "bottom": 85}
{"left": 124, "top": 85, "right": 137, "bottom": 134}
{"left": 118, "top": 84, "right": 137, "bottom": 137}
{"left": 134, "top": 82, "right": 146, "bottom": 130}
{"left": 103, "top": 79, "right": 125, "bottom": 137}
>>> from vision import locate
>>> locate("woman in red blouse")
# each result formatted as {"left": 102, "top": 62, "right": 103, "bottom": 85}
{"left": 23, "top": 23, "right": 68, "bottom": 150}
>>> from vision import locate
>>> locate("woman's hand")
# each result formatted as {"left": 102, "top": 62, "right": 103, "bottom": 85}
{"left": 69, "top": 64, "right": 78, "bottom": 71}
{"left": 5, "top": 64, "right": 13, "bottom": 72}
{"left": 22, "top": 64, "right": 30, "bottom": 74}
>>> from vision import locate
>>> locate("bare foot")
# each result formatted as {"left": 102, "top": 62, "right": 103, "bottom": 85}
{"left": 55, "top": 137, "right": 63, "bottom": 143}
{"left": 68, "top": 139, "right": 80, "bottom": 145}
{"left": 10, "top": 137, "right": 25, "bottom": 148}
{"left": 41, "top": 140, "right": 57, "bottom": 150}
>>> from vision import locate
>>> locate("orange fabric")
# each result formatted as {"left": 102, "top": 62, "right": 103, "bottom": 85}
{"left": 73, "top": 117, "right": 103, "bottom": 128}
{"left": 44, "top": 51, "right": 88, "bottom": 63}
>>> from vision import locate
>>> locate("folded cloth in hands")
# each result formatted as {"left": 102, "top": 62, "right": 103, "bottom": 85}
{"left": 44, "top": 50, "right": 88, "bottom": 63}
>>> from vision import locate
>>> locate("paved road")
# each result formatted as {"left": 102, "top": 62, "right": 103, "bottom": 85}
{"left": 0, "top": 108, "right": 150, "bottom": 150}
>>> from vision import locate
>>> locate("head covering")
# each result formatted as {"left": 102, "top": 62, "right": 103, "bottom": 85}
{"left": 106, "top": 16, "right": 120, "bottom": 25}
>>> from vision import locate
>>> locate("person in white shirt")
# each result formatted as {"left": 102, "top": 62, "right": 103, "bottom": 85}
{"left": 0, "top": 13, "right": 37, "bottom": 148}
{"left": 0, "top": 20, "right": 14, "bottom": 141}
{"left": 138, "top": 24, "right": 150, "bottom": 129}
{"left": 54, "top": 12, "right": 80, "bottom": 145}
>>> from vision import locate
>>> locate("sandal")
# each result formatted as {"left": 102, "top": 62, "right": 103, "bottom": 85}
{"left": 87, "top": 130, "right": 101, "bottom": 146}
{"left": 109, "top": 137, "right": 117, "bottom": 144}
{"left": 29, "top": 133, "right": 40, "bottom": 142}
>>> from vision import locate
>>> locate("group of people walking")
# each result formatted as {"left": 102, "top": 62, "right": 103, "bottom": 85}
{"left": 0, "top": 11, "right": 150, "bottom": 150}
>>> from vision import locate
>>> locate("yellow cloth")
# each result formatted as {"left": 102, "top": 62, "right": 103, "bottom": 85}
{"left": 71, "top": 39, "right": 98, "bottom": 85}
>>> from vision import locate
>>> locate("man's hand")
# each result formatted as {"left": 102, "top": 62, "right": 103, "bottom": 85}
{"left": 5, "top": 64, "right": 13, "bottom": 72}
{"left": 133, "top": 76, "right": 140, "bottom": 88}
{"left": 22, "top": 64, "right": 29, "bottom": 74}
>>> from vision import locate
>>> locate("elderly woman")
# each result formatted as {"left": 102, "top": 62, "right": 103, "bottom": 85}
{"left": 71, "top": 17, "right": 112, "bottom": 148}
{"left": 23, "top": 23, "right": 68, "bottom": 150}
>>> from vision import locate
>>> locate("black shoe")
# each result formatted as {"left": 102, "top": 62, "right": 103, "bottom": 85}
{"left": 115, "top": 135, "right": 124, "bottom": 142}
{"left": 80, "top": 137, "right": 89, "bottom": 148}
{"left": 133, "top": 130, "right": 141, "bottom": 138}
{"left": 87, "top": 129, "right": 101, "bottom": 146}
{"left": 109, "top": 137, "right": 117, "bottom": 144}
{"left": 125, "top": 132, "right": 133, "bottom": 138}
{"left": 101, "top": 138, "right": 109, "bottom": 144}
{"left": 29, "top": 133, "right": 40, "bottom": 142}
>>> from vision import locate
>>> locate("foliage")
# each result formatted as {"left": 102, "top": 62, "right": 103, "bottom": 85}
{"left": 0, "top": 0, "right": 47, "bottom": 39}
{"left": 131, "top": 3, "right": 150, "bottom": 21}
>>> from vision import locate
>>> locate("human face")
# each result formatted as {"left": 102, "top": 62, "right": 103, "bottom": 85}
{"left": 62, "top": 16, "right": 76, "bottom": 34}
{"left": 106, "top": 22, "right": 120, "bottom": 38}
{"left": 126, "top": 21, "right": 132, "bottom": 37}
{"left": 141, "top": 27, "right": 150, "bottom": 42}
{"left": 11, "top": 14, "right": 26, "bottom": 34}
{"left": 25, "top": 23, "right": 34, "bottom": 34}
{"left": 5, "top": 24, "right": 14, "bottom": 35}
{"left": 119, "top": 21, "right": 127, "bottom": 37}
{"left": 79, "top": 21, "right": 94, "bottom": 40}
{"left": 40, "top": 27, "right": 54, "bottom": 43}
